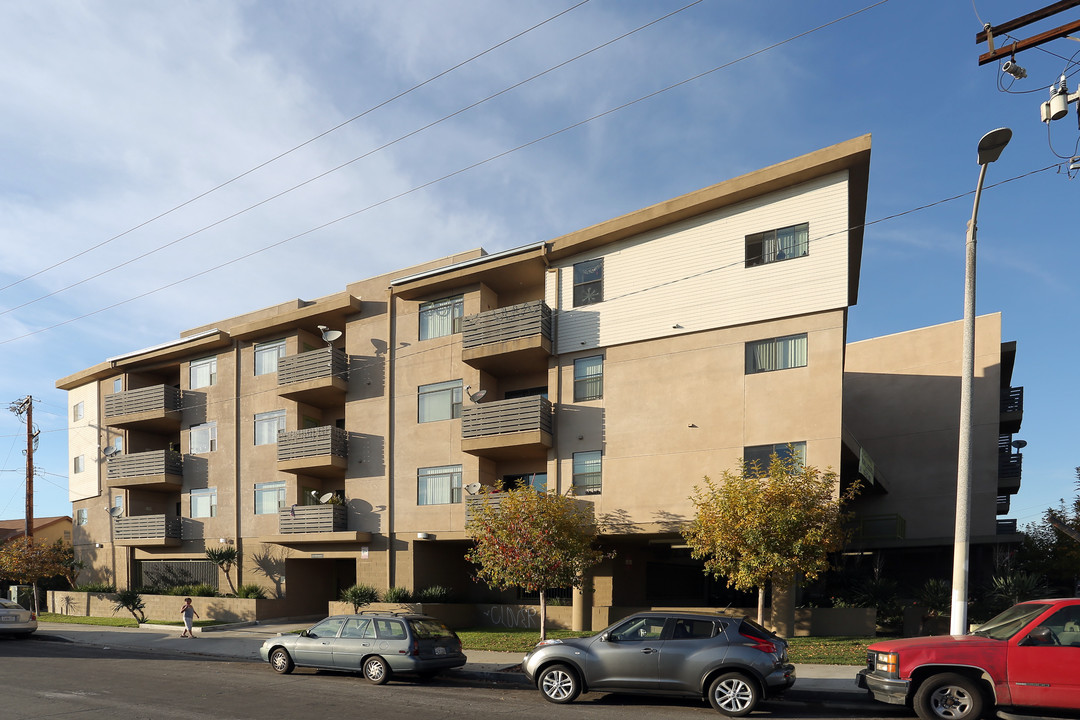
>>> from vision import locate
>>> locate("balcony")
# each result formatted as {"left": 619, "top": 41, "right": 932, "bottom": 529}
{"left": 104, "top": 385, "right": 182, "bottom": 433}
{"left": 461, "top": 396, "right": 553, "bottom": 460}
{"left": 107, "top": 450, "right": 183, "bottom": 491}
{"left": 1000, "top": 385, "right": 1023, "bottom": 433}
{"left": 461, "top": 301, "right": 552, "bottom": 375}
{"left": 996, "top": 494, "right": 1011, "bottom": 515}
{"left": 277, "top": 426, "right": 349, "bottom": 478}
{"left": 465, "top": 491, "right": 592, "bottom": 533}
{"left": 113, "top": 514, "right": 182, "bottom": 547}
{"left": 997, "top": 519, "right": 1019, "bottom": 535}
{"left": 263, "top": 504, "right": 372, "bottom": 545}
{"left": 998, "top": 451, "right": 1022, "bottom": 495}
{"left": 277, "top": 348, "right": 348, "bottom": 408}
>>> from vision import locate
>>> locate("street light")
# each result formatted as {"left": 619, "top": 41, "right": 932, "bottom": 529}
{"left": 951, "top": 127, "right": 1011, "bottom": 636}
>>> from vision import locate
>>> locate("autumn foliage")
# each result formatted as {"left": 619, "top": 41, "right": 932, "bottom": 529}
{"left": 683, "top": 450, "right": 858, "bottom": 619}
{"left": 465, "top": 486, "right": 602, "bottom": 639}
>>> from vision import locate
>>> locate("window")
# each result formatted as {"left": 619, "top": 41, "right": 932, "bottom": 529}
{"left": 573, "top": 258, "right": 603, "bottom": 306}
{"left": 113, "top": 495, "right": 123, "bottom": 512}
{"left": 190, "top": 356, "right": 217, "bottom": 389}
{"left": 72, "top": 401, "right": 84, "bottom": 421}
{"left": 306, "top": 617, "right": 347, "bottom": 639}
{"left": 254, "top": 409, "right": 287, "bottom": 446}
{"left": 503, "top": 473, "right": 547, "bottom": 492}
{"left": 610, "top": 616, "right": 666, "bottom": 641}
{"left": 574, "top": 356, "right": 603, "bottom": 401}
{"left": 671, "top": 618, "right": 716, "bottom": 640}
{"left": 113, "top": 377, "right": 123, "bottom": 393}
{"left": 342, "top": 617, "right": 375, "bottom": 639}
{"left": 419, "top": 295, "right": 464, "bottom": 340}
{"left": 745, "top": 222, "right": 809, "bottom": 267}
{"left": 743, "top": 442, "right": 806, "bottom": 474}
{"left": 112, "top": 436, "right": 123, "bottom": 455}
{"left": 73, "top": 455, "right": 85, "bottom": 474}
{"left": 76, "top": 508, "right": 87, "bottom": 526}
{"left": 255, "top": 480, "right": 287, "bottom": 514}
{"left": 418, "top": 380, "right": 462, "bottom": 423}
{"left": 190, "top": 422, "right": 217, "bottom": 454}
{"left": 572, "top": 451, "right": 602, "bottom": 495}
{"left": 746, "top": 334, "right": 808, "bottom": 374}
{"left": 190, "top": 488, "right": 217, "bottom": 518}
{"left": 254, "top": 339, "right": 287, "bottom": 375}
{"left": 417, "top": 465, "right": 462, "bottom": 505}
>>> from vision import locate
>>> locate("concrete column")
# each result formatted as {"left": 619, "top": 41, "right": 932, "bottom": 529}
{"left": 572, "top": 578, "right": 591, "bottom": 631}
{"left": 770, "top": 575, "right": 796, "bottom": 637}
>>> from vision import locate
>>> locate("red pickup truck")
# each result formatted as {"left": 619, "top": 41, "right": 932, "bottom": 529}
{"left": 858, "top": 598, "right": 1080, "bottom": 720}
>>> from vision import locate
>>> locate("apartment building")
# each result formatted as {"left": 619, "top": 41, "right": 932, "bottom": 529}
{"left": 55, "top": 134, "right": 1020, "bottom": 624}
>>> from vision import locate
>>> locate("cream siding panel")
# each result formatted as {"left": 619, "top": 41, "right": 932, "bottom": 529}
{"left": 68, "top": 382, "right": 101, "bottom": 501}
{"left": 548, "top": 172, "right": 850, "bottom": 351}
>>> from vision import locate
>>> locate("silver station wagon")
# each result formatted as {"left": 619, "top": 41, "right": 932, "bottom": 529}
{"left": 260, "top": 612, "right": 466, "bottom": 683}
{"left": 0, "top": 599, "right": 37, "bottom": 639}
{"left": 522, "top": 612, "right": 794, "bottom": 717}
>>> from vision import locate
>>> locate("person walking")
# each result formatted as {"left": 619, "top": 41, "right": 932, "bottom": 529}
{"left": 180, "top": 597, "right": 199, "bottom": 638}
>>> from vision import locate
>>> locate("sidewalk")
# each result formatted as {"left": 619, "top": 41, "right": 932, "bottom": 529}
{"left": 36, "top": 621, "right": 869, "bottom": 706}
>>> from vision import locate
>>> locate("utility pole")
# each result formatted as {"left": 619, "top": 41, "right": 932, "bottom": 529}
{"left": 8, "top": 396, "right": 35, "bottom": 540}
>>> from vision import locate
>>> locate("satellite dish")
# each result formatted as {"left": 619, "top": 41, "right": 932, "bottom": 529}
{"left": 1011, "top": 440, "right": 1027, "bottom": 450}
{"left": 319, "top": 492, "right": 335, "bottom": 504}
{"left": 464, "top": 482, "right": 482, "bottom": 495}
{"left": 465, "top": 385, "right": 487, "bottom": 403}
{"left": 107, "top": 506, "right": 124, "bottom": 517}
{"left": 318, "top": 326, "right": 343, "bottom": 346}
{"left": 102, "top": 446, "right": 120, "bottom": 458}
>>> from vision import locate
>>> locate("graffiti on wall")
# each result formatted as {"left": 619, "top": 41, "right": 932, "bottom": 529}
{"left": 479, "top": 604, "right": 539, "bottom": 629}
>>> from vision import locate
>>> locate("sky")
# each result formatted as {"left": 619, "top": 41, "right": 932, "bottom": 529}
{"left": 1, "top": 1, "right": 1077, "bottom": 532}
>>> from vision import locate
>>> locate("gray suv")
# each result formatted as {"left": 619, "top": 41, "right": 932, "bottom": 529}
{"left": 259, "top": 612, "right": 466, "bottom": 683}
{"left": 522, "top": 612, "right": 794, "bottom": 716}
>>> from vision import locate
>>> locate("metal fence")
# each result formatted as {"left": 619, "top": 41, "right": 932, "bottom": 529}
{"left": 135, "top": 559, "right": 218, "bottom": 590}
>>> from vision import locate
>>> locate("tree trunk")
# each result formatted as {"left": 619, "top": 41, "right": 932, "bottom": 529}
{"left": 539, "top": 589, "right": 548, "bottom": 641}
{"left": 757, "top": 587, "right": 765, "bottom": 625}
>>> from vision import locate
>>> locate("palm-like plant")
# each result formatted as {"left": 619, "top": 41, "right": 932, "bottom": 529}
{"left": 340, "top": 583, "right": 380, "bottom": 612}
{"left": 113, "top": 589, "right": 146, "bottom": 623}
{"left": 205, "top": 545, "right": 239, "bottom": 595}
{"left": 988, "top": 571, "right": 1050, "bottom": 607}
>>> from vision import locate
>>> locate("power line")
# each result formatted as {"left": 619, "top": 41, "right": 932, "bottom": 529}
{"left": 0, "top": 1, "right": 890, "bottom": 345}
{"left": 0, "top": 1, "right": 702, "bottom": 321}
{"left": 0, "top": 0, "right": 594, "bottom": 297}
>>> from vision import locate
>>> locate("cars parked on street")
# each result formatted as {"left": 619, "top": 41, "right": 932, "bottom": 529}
{"left": 259, "top": 611, "right": 466, "bottom": 683}
{"left": 521, "top": 611, "right": 794, "bottom": 717}
{"left": 859, "top": 597, "right": 1080, "bottom": 720}
{"left": 0, "top": 599, "right": 36, "bottom": 639}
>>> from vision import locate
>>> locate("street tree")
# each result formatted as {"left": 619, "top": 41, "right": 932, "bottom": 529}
{"left": 0, "top": 537, "right": 72, "bottom": 612}
{"left": 205, "top": 545, "right": 239, "bottom": 595}
{"left": 683, "top": 449, "right": 858, "bottom": 624}
{"left": 465, "top": 486, "right": 603, "bottom": 640}
{"left": 1014, "top": 467, "right": 1080, "bottom": 594}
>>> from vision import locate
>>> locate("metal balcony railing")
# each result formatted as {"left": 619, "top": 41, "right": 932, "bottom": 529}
{"left": 277, "top": 426, "right": 349, "bottom": 461}
{"left": 853, "top": 514, "right": 906, "bottom": 541}
{"left": 104, "top": 385, "right": 181, "bottom": 419}
{"left": 114, "top": 515, "right": 182, "bottom": 541}
{"left": 278, "top": 347, "right": 347, "bottom": 386}
{"left": 461, "top": 396, "right": 553, "bottom": 439}
{"left": 461, "top": 300, "right": 552, "bottom": 349}
{"left": 106, "top": 450, "right": 183, "bottom": 480}
{"left": 278, "top": 504, "right": 347, "bottom": 534}
{"left": 999, "top": 452, "right": 1022, "bottom": 480}
{"left": 997, "top": 519, "right": 1018, "bottom": 534}
{"left": 1000, "top": 386, "right": 1023, "bottom": 415}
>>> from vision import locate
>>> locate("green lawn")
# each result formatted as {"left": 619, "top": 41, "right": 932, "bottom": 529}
{"left": 39, "top": 613, "right": 223, "bottom": 628}
{"left": 456, "top": 628, "right": 872, "bottom": 664}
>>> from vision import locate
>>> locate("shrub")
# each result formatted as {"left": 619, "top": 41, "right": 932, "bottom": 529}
{"left": 384, "top": 586, "right": 411, "bottom": 603}
{"left": 113, "top": 589, "right": 146, "bottom": 623}
{"left": 161, "top": 584, "right": 217, "bottom": 597}
{"left": 916, "top": 578, "right": 951, "bottom": 617}
{"left": 75, "top": 582, "right": 116, "bottom": 593}
{"left": 341, "top": 583, "right": 380, "bottom": 612}
{"left": 236, "top": 583, "right": 267, "bottom": 599}
{"left": 415, "top": 585, "right": 451, "bottom": 602}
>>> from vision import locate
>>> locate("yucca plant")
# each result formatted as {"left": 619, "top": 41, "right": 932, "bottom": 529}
{"left": 341, "top": 583, "right": 380, "bottom": 612}
{"left": 113, "top": 589, "right": 146, "bottom": 623}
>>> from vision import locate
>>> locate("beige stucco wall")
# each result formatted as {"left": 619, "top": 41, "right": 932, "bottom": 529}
{"left": 844, "top": 314, "right": 1004, "bottom": 543}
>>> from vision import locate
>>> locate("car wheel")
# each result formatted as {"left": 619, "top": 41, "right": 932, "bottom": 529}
{"left": 708, "top": 672, "right": 760, "bottom": 717}
{"left": 913, "top": 673, "right": 985, "bottom": 720}
{"left": 269, "top": 648, "right": 294, "bottom": 674}
{"left": 538, "top": 663, "right": 580, "bottom": 704}
{"left": 363, "top": 655, "right": 390, "bottom": 685}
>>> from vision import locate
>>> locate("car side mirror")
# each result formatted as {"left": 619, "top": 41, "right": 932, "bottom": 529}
{"left": 299, "top": 630, "right": 309, "bottom": 638}
{"left": 600, "top": 632, "right": 612, "bottom": 643}
{"left": 1025, "top": 626, "right": 1052, "bottom": 645}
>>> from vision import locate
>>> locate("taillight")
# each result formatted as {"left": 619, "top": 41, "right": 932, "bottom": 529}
{"left": 411, "top": 639, "right": 420, "bottom": 656}
{"left": 739, "top": 631, "right": 777, "bottom": 654}
{"left": 30, "top": 612, "right": 36, "bottom": 621}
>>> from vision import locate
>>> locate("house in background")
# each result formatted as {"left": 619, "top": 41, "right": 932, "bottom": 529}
{"left": 0, "top": 516, "right": 73, "bottom": 545}
{"left": 54, "top": 134, "right": 1022, "bottom": 630}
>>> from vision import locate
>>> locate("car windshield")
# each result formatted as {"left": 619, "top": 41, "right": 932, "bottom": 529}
{"left": 971, "top": 603, "right": 1050, "bottom": 640}
{"left": 408, "top": 618, "right": 455, "bottom": 640}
